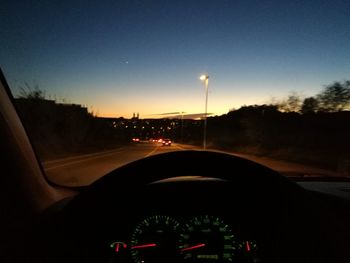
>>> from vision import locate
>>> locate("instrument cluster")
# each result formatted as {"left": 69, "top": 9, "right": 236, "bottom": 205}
{"left": 107, "top": 215, "right": 261, "bottom": 263}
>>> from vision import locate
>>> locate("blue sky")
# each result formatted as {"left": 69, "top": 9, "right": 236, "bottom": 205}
{"left": 1, "top": 0, "right": 350, "bottom": 117}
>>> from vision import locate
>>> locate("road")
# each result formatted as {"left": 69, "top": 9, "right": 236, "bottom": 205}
{"left": 43, "top": 142, "right": 341, "bottom": 186}
{"left": 44, "top": 143, "right": 190, "bottom": 186}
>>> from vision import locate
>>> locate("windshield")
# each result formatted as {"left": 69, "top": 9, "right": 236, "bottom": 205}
{"left": 1, "top": 0, "right": 349, "bottom": 186}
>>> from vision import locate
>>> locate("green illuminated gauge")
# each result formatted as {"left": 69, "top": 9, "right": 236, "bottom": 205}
{"left": 178, "top": 215, "right": 237, "bottom": 262}
{"left": 237, "top": 240, "right": 260, "bottom": 262}
{"left": 130, "top": 215, "right": 180, "bottom": 263}
{"left": 238, "top": 240, "right": 258, "bottom": 254}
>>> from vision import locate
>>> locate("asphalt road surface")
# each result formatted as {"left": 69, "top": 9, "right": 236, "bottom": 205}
{"left": 43, "top": 142, "right": 341, "bottom": 187}
{"left": 44, "top": 142, "right": 189, "bottom": 186}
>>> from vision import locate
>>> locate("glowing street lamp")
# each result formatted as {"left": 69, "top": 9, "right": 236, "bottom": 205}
{"left": 199, "top": 74, "right": 209, "bottom": 150}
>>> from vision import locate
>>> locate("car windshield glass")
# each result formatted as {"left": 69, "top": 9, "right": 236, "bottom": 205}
{"left": 1, "top": 0, "right": 350, "bottom": 186}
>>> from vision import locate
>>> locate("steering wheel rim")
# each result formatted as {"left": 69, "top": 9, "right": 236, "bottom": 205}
{"left": 47, "top": 150, "right": 307, "bottom": 263}
{"left": 90, "top": 150, "right": 298, "bottom": 188}
{"left": 64, "top": 150, "right": 303, "bottom": 215}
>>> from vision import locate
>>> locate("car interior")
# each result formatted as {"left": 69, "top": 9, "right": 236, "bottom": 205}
{"left": 1, "top": 68, "right": 350, "bottom": 263}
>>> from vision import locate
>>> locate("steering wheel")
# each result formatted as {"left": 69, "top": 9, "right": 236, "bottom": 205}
{"left": 62, "top": 150, "right": 303, "bottom": 216}
{"left": 82, "top": 149, "right": 299, "bottom": 190}
{"left": 38, "top": 150, "right": 309, "bottom": 263}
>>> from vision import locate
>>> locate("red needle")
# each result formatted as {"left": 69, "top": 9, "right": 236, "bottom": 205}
{"left": 181, "top": 243, "right": 206, "bottom": 252}
{"left": 115, "top": 243, "right": 120, "bottom": 252}
{"left": 131, "top": 243, "right": 157, "bottom": 249}
{"left": 245, "top": 241, "right": 251, "bottom": 252}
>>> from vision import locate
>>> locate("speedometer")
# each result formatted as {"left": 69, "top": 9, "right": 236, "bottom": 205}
{"left": 130, "top": 215, "right": 180, "bottom": 263}
{"left": 178, "top": 215, "right": 237, "bottom": 262}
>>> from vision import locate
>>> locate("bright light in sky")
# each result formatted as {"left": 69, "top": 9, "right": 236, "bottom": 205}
{"left": 1, "top": 0, "right": 350, "bottom": 118}
{"left": 199, "top": 75, "right": 208, "bottom": 81}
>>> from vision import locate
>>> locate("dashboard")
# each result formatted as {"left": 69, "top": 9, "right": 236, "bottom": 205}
{"left": 33, "top": 151, "right": 350, "bottom": 263}
{"left": 95, "top": 176, "right": 269, "bottom": 263}
{"left": 38, "top": 177, "right": 291, "bottom": 263}
{"left": 108, "top": 214, "right": 259, "bottom": 263}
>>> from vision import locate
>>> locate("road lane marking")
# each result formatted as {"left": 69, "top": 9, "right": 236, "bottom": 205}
{"left": 145, "top": 146, "right": 159, "bottom": 157}
{"left": 174, "top": 144, "right": 185, "bottom": 150}
{"left": 44, "top": 149, "right": 126, "bottom": 170}
{"left": 43, "top": 147, "right": 125, "bottom": 165}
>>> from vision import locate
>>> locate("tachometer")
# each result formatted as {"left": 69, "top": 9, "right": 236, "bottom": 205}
{"left": 178, "top": 215, "right": 237, "bottom": 262}
{"left": 130, "top": 215, "right": 180, "bottom": 263}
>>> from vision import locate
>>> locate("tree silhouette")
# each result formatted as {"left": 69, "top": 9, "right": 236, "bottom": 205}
{"left": 276, "top": 92, "right": 302, "bottom": 112}
{"left": 301, "top": 97, "right": 319, "bottom": 114}
{"left": 317, "top": 81, "right": 350, "bottom": 112}
{"left": 18, "top": 83, "right": 45, "bottom": 100}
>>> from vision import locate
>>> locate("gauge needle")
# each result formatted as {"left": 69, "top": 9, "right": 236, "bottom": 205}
{"left": 116, "top": 243, "right": 120, "bottom": 252}
{"left": 181, "top": 244, "right": 206, "bottom": 252}
{"left": 245, "top": 241, "right": 251, "bottom": 252}
{"left": 131, "top": 243, "right": 157, "bottom": 249}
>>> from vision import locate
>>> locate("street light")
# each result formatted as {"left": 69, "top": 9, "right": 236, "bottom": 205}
{"left": 179, "top": 111, "right": 185, "bottom": 144}
{"left": 199, "top": 74, "right": 209, "bottom": 150}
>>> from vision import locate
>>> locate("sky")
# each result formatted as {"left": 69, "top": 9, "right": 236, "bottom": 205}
{"left": 1, "top": 0, "right": 350, "bottom": 118}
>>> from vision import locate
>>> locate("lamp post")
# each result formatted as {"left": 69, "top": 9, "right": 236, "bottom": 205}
{"left": 199, "top": 74, "right": 209, "bottom": 150}
{"left": 180, "top": 111, "right": 185, "bottom": 144}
